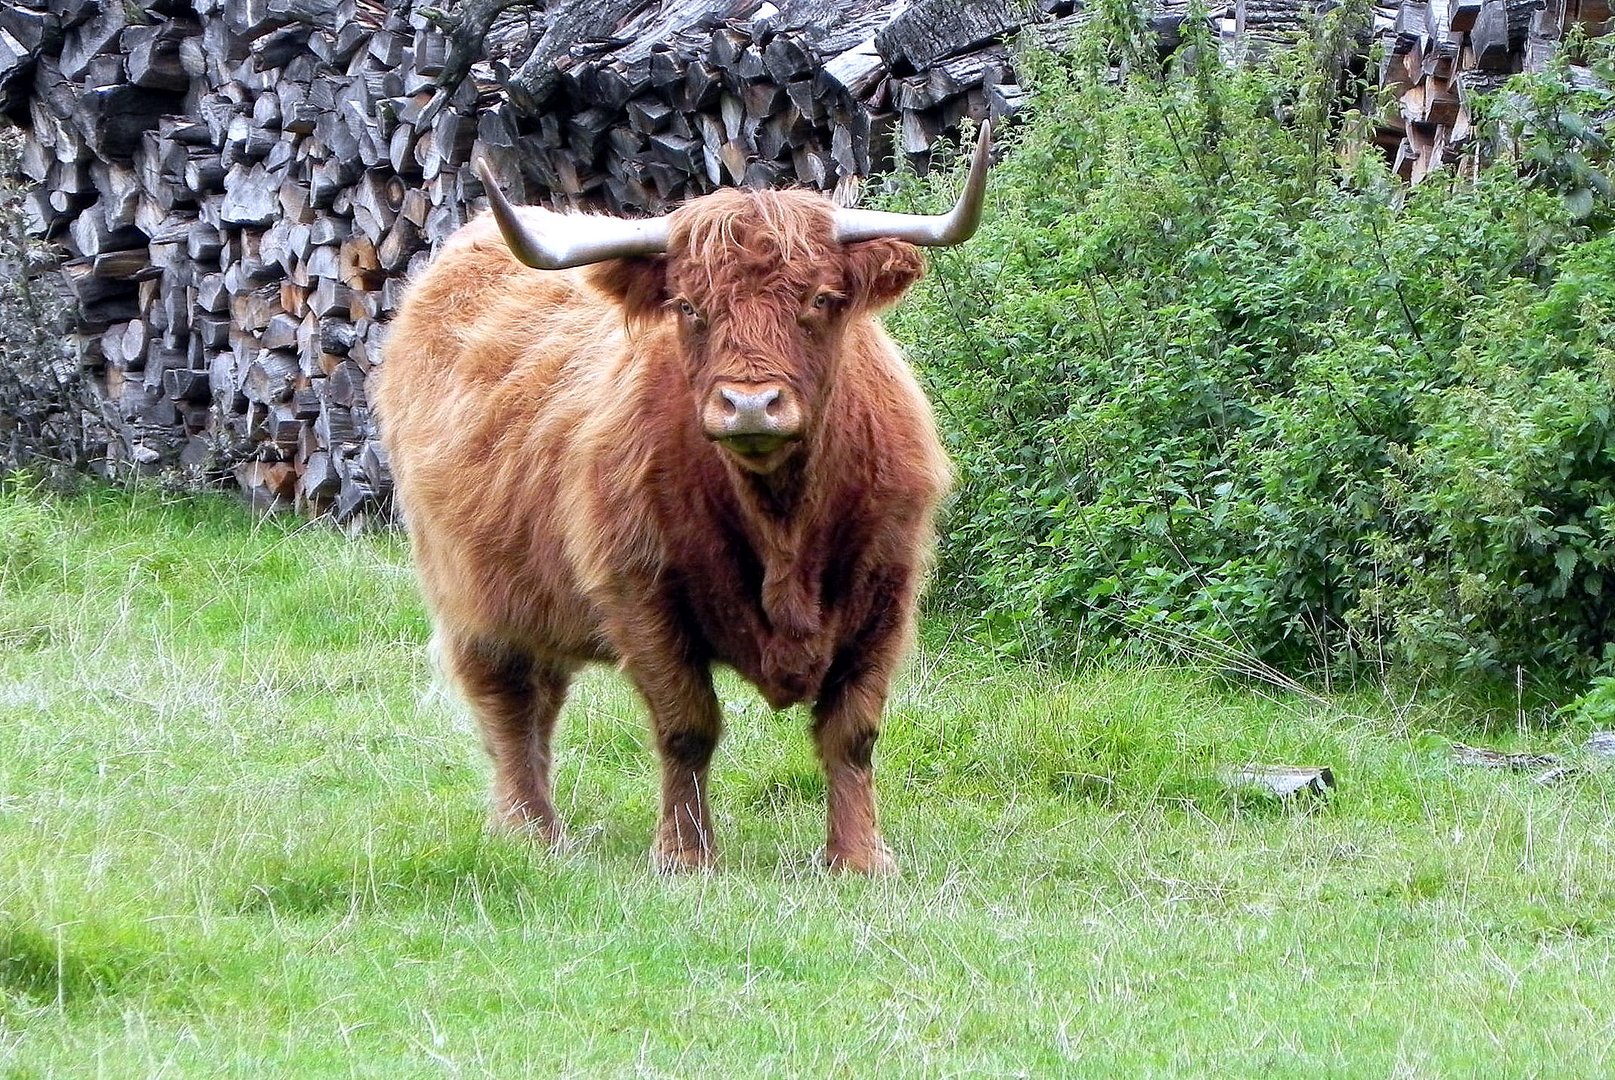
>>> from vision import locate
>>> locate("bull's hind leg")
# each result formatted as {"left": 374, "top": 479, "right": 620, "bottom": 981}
{"left": 442, "top": 633, "right": 574, "bottom": 842}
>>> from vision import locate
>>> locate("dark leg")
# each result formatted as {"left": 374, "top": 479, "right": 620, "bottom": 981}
{"left": 639, "top": 663, "right": 723, "bottom": 873}
{"left": 810, "top": 566, "right": 917, "bottom": 875}
{"left": 812, "top": 673, "right": 897, "bottom": 875}
{"left": 603, "top": 609, "right": 724, "bottom": 872}
{"left": 442, "top": 633, "right": 574, "bottom": 842}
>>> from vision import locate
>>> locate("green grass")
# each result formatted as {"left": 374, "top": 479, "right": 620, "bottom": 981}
{"left": 1, "top": 479, "right": 1613, "bottom": 1077}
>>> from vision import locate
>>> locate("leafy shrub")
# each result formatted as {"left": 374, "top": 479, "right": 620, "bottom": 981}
{"left": 1557, "top": 672, "right": 1615, "bottom": 727}
{"left": 1482, "top": 26, "right": 1615, "bottom": 230}
{"left": 886, "top": 13, "right": 1615, "bottom": 682}
{"left": 1382, "top": 231, "right": 1615, "bottom": 674}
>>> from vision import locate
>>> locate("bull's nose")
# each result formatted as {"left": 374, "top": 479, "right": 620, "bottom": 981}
{"left": 706, "top": 382, "right": 801, "bottom": 440}
{"left": 720, "top": 386, "right": 780, "bottom": 425}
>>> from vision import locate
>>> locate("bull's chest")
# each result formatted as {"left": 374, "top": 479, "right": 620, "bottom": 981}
{"left": 670, "top": 530, "right": 844, "bottom": 709}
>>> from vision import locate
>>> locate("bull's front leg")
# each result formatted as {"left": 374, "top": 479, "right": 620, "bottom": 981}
{"left": 646, "top": 668, "right": 723, "bottom": 873}
{"left": 810, "top": 566, "right": 917, "bottom": 876}
{"left": 605, "top": 607, "right": 724, "bottom": 873}
{"left": 811, "top": 678, "right": 894, "bottom": 874}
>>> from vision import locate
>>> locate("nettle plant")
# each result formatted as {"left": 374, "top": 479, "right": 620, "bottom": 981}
{"left": 1481, "top": 31, "right": 1615, "bottom": 229}
{"left": 888, "top": 9, "right": 1615, "bottom": 689}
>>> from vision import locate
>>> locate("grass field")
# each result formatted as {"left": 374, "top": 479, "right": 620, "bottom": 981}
{"left": 2, "top": 479, "right": 1613, "bottom": 1078}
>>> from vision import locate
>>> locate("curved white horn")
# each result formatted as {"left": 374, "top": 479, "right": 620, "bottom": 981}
{"left": 476, "top": 158, "right": 671, "bottom": 270}
{"left": 833, "top": 120, "right": 993, "bottom": 247}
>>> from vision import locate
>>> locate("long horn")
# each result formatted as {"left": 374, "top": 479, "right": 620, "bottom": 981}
{"left": 833, "top": 120, "right": 993, "bottom": 247}
{"left": 476, "top": 158, "right": 671, "bottom": 270}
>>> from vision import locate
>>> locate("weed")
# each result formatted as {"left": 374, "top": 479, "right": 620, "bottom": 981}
{"left": 888, "top": 21, "right": 1615, "bottom": 686}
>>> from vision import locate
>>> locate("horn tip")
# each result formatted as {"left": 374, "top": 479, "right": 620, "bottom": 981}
{"left": 473, "top": 157, "right": 502, "bottom": 201}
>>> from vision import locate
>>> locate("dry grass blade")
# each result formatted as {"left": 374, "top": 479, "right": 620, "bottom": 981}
{"left": 1092, "top": 603, "right": 1331, "bottom": 709}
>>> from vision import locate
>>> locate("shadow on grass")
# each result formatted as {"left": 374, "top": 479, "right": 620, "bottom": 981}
{"left": 740, "top": 766, "right": 826, "bottom": 816}
{"left": 0, "top": 602, "right": 66, "bottom": 654}
{"left": 229, "top": 828, "right": 635, "bottom": 920}
{"left": 0, "top": 920, "right": 205, "bottom": 1009}
{"left": 0, "top": 923, "right": 111, "bottom": 1005}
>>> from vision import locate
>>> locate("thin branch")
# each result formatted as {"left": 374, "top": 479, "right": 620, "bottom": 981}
{"left": 416, "top": 0, "right": 536, "bottom": 94}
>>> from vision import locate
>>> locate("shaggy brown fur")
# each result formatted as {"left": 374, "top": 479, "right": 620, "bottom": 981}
{"left": 375, "top": 188, "right": 951, "bottom": 874}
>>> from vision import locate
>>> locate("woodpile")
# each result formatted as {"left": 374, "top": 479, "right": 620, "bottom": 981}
{"left": 2, "top": 0, "right": 494, "bottom": 522}
{"left": 456, "top": 0, "right": 1134, "bottom": 214}
{"left": 1374, "top": 0, "right": 1611, "bottom": 182}
{"left": 0, "top": 0, "right": 1605, "bottom": 521}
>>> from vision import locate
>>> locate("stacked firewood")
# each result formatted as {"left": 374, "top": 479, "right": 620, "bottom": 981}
{"left": 0, "top": 0, "right": 1603, "bottom": 520}
{"left": 3, "top": 0, "right": 1113, "bottom": 521}
{"left": 465, "top": 0, "right": 1127, "bottom": 214}
{"left": 1375, "top": 0, "right": 1610, "bottom": 182}
{"left": 3, "top": 0, "right": 513, "bottom": 521}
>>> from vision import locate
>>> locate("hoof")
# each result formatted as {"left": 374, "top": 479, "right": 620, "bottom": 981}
{"left": 823, "top": 842, "right": 899, "bottom": 877}
{"left": 489, "top": 806, "right": 567, "bottom": 848}
{"left": 650, "top": 844, "right": 716, "bottom": 875}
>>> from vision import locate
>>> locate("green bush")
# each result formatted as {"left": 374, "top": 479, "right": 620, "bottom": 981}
{"left": 887, "top": 13, "right": 1615, "bottom": 681}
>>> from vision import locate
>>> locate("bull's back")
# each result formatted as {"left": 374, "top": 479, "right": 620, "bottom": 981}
{"left": 375, "top": 214, "right": 616, "bottom": 657}
{"left": 377, "top": 214, "right": 596, "bottom": 413}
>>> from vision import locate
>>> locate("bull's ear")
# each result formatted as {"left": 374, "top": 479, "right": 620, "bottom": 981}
{"left": 586, "top": 256, "right": 669, "bottom": 326}
{"left": 845, "top": 240, "right": 926, "bottom": 312}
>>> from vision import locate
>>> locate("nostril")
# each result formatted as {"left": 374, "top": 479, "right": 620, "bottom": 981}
{"left": 718, "top": 387, "right": 781, "bottom": 413}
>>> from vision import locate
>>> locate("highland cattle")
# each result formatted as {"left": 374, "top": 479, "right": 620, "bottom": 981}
{"left": 375, "top": 125, "right": 991, "bottom": 873}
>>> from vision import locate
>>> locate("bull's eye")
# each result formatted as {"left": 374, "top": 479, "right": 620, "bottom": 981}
{"left": 812, "top": 291, "right": 834, "bottom": 310}
{"left": 673, "top": 298, "right": 706, "bottom": 326}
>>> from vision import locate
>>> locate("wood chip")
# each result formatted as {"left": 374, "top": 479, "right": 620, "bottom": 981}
{"left": 1532, "top": 765, "right": 1580, "bottom": 786}
{"left": 1451, "top": 743, "right": 1562, "bottom": 770}
{"left": 1225, "top": 765, "right": 1335, "bottom": 798}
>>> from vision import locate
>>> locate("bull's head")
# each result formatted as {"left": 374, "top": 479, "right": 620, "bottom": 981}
{"left": 476, "top": 124, "right": 992, "bottom": 474}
